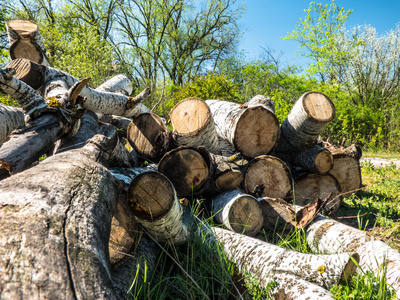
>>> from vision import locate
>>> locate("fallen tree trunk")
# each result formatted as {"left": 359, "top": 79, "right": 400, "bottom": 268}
{"left": 211, "top": 189, "right": 264, "bottom": 236}
{"left": 205, "top": 97, "right": 280, "bottom": 158}
{"left": 7, "top": 19, "right": 50, "bottom": 66}
{"left": 169, "top": 97, "right": 221, "bottom": 154}
{"left": 0, "top": 127, "right": 139, "bottom": 299}
{"left": 0, "top": 104, "right": 24, "bottom": 146}
{"left": 275, "top": 144, "right": 333, "bottom": 175}
{"left": 242, "top": 155, "right": 292, "bottom": 199}
{"left": 292, "top": 169, "right": 342, "bottom": 214}
{"left": 276, "top": 91, "right": 335, "bottom": 153}
{"left": 127, "top": 112, "right": 172, "bottom": 162}
{"left": 128, "top": 171, "right": 190, "bottom": 244}
{"left": 212, "top": 226, "right": 359, "bottom": 290}
{"left": 96, "top": 74, "right": 133, "bottom": 96}
{"left": 307, "top": 216, "right": 400, "bottom": 299}
{"left": 6, "top": 58, "right": 150, "bottom": 117}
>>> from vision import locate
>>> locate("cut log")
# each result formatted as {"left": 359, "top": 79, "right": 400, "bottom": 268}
{"left": 127, "top": 112, "right": 172, "bottom": 162}
{"left": 211, "top": 190, "right": 264, "bottom": 236}
{"left": 169, "top": 97, "right": 221, "bottom": 154}
{"left": 158, "top": 146, "right": 211, "bottom": 197}
{"left": 0, "top": 128, "right": 137, "bottom": 299}
{"left": 275, "top": 144, "right": 333, "bottom": 175}
{"left": 212, "top": 227, "right": 359, "bottom": 290}
{"left": 292, "top": 169, "right": 342, "bottom": 214}
{"left": 99, "top": 114, "right": 132, "bottom": 132}
{"left": 5, "top": 58, "right": 150, "bottom": 117}
{"left": 307, "top": 216, "right": 400, "bottom": 298}
{"left": 6, "top": 19, "right": 50, "bottom": 66}
{"left": 258, "top": 197, "right": 296, "bottom": 233}
{"left": 242, "top": 155, "right": 292, "bottom": 199}
{"left": 205, "top": 99, "right": 280, "bottom": 158}
{"left": 96, "top": 74, "right": 133, "bottom": 96}
{"left": 246, "top": 94, "right": 275, "bottom": 113}
{"left": 276, "top": 91, "right": 335, "bottom": 153}
{"left": 328, "top": 146, "right": 362, "bottom": 195}
{"left": 128, "top": 171, "right": 190, "bottom": 244}
{"left": 212, "top": 154, "right": 244, "bottom": 192}
{"left": 0, "top": 104, "right": 24, "bottom": 146}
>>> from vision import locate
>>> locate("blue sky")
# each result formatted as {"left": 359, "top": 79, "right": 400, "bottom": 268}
{"left": 239, "top": 0, "right": 400, "bottom": 68}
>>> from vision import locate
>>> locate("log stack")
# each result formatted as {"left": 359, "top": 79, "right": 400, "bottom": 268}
{"left": 0, "top": 19, "right": 384, "bottom": 300}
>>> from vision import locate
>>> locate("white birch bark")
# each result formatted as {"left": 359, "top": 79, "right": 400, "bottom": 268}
{"left": 307, "top": 216, "right": 400, "bottom": 298}
{"left": 96, "top": 74, "right": 133, "bottom": 96}
{"left": 212, "top": 227, "right": 359, "bottom": 289}
{"left": 211, "top": 190, "right": 264, "bottom": 236}
{"left": 0, "top": 68, "right": 47, "bottom": 117}
{"left": 170, "top": 98, "right": 221, "bottom": 154}
{"left": 246, "top": 95, "right": 275, "bottom": 114}
{"left": 7, "top": 19, "right": 50, "bottom": 66}
{"left": 206, "top": 99, "right": 279, "bottom": 158}
{"left": 0, "top": 104, "right": 24, "bottom": 146}
{"left": 277, "top": 91, "right": 335, "bottom": 153}
{"left": 128, "top": 171, "right": 189, "bottom": 245}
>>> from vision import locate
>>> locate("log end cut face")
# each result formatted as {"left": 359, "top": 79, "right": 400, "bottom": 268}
{"left": 127, "top": 113, "right": 169, "bottom": 160}
{"left": 228, "top": 195, "right": 264, "bottom": 236}
{"left": 341, "top": 253, "right": 360, "bottom": 282}
{"left": 128, "top": 171, "right": 176, "bottom": 221}
{"left": 294, "top": 173, "right": 342, "bottom": 213}
{"left": 158, "top": 148, "right": 209, "bottom": 196}
{"left": 234, "top": 106, "right": 279, "bottom": 158}
{"left": 302, "top": 91, "right": 335, "bottom": 123}
{"left": 329, "top": 155, "right": 362, "bottom": 195}
{"left": 7, "top": 19, "right": 39, "bottom": 37}
{"left": 215, "top": 170, "right": 243, "bottom": 192}
{"left": 6, "top": 58, "right": 44, "bottom": 90}
{"left": 244, "top": 155, "right": 292, "bottom": 199}
{"left": 170, "top": 97, "right": 210, "bottom": 135}
{"left": 314, "top": 148, "right": 334, "bottom": 174}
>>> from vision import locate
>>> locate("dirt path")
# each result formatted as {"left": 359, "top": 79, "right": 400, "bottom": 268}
{"left": 360, "top": 157, "right": 400, "bottom": 168}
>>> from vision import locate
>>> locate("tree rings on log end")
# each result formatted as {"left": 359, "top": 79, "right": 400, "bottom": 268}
{"left": 6, "top": 58, "right": 44, "bottom": 90}
{"left": 340, "top": 253, "right": 360, "bottom": 282}
{"left": 170, "top": 97, "right": 211, "bottom": 135}
{"left": 215, "top": 170, "right": 243, "bottom": 192}
{"left": 329, "top": 155, "right": 362, "bottom": 195}
{"left": 109, "top": 198, "right": 142, "bottom": 267}
{"left": 314, "top": 148, "right": 334, "bottom": 174}
{"left": 128, "top": 171, "right": 176, "bottom": 221}
{"left": 158, "top": 147, "right": 209, "bottom": 196}
{"left": 302, "top": 91, "right": 335, "bottom": 123}
{"left": 243, "top": 155, "right": 292, "bottom": 199}
{"left": 293, "top": 173, "right": 342, "bottom": 214}
{"left": 234, "top": 106, "right": 279, "bottom": 158}
{"left": 127, "top": 112, "right": 170, "bottom": 161}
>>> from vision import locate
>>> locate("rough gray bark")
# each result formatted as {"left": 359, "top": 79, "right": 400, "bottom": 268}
{"left": 0, "top": 127, "right": 137, "bottom": 299}
{"left": 205, "top": 99, "right": 280, "bottom": 158}
{"left": 0, "top": 104, "right": 25, "bottom": 146}
{"left": 211, "top": 189, "right": 264, "bottom": 236}
{"left": 7, "top": 19, "right": 50, "bottom": 66}
{"left": 212, "top": 226, "right": 359, "bottom": 290}
{"left": 169, "top": 97, "right": 221, "bottom": 154}
{"left": 307, "top": 216, "right": 400, "bottom": 299}
{"left": 276, "top": 91, "right": 335, "bottom": 153}
{"left": 6, "top": 58, "right": 150, "bottom": 117}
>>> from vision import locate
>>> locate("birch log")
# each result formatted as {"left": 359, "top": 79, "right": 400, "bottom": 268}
{"left": 276, "top": 91, "right": 335, "bottom": 153}
{"left": 169, "top": 97, "right": 221, "bottom": 154}
{"left": 307, "top": 216, "right": 400, "bottom": 298}
{"left": 127, "top": 112, "right": 172, "bottom": 162}
{"left": 0, "top": 129, "right": 134, "bottom": 299}
{"left": 328, "top": 147, "right": 362, "bottom": 195}
{"left": 276, "top": 144, "right": 334, "bottom": 175}
{"left": 211, "top": 190, "right": 264, "bottom": 236}
{"left": 246, "top": 94, "right": 275, "bottom": 113}
{"left": 293, "top": 170, "right": 342, "bottom": 214}
{"left": 242, "top": 155, "right": 292, "bottom": 199}
{"left": 205, "top": 99, "right": 280, "bottom": 158}
{"left": 6, "top": 19, "right": 50, "bottom": 66}
{"left": 6, "top": 58, "right": 150, "bottom": 117}
{"left": 128, "top": 171, "right": 190, "bottom": 244}
{"left": 0, "top": 104, "right": 24, "bottom": 146}
{"left": 96, "top": 74, "right": 133, "bottom": 96}
{"left": 212, "top": 227, "right": 359, "bottom": 290}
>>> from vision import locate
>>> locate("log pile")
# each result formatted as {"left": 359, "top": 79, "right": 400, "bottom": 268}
{"left": 1, "top": 19, "right": 398, "bottom": 300}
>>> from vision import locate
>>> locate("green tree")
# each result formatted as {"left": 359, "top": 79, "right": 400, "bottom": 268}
{"left": 283, "top": 0, "right": 352, "bottom": 82}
